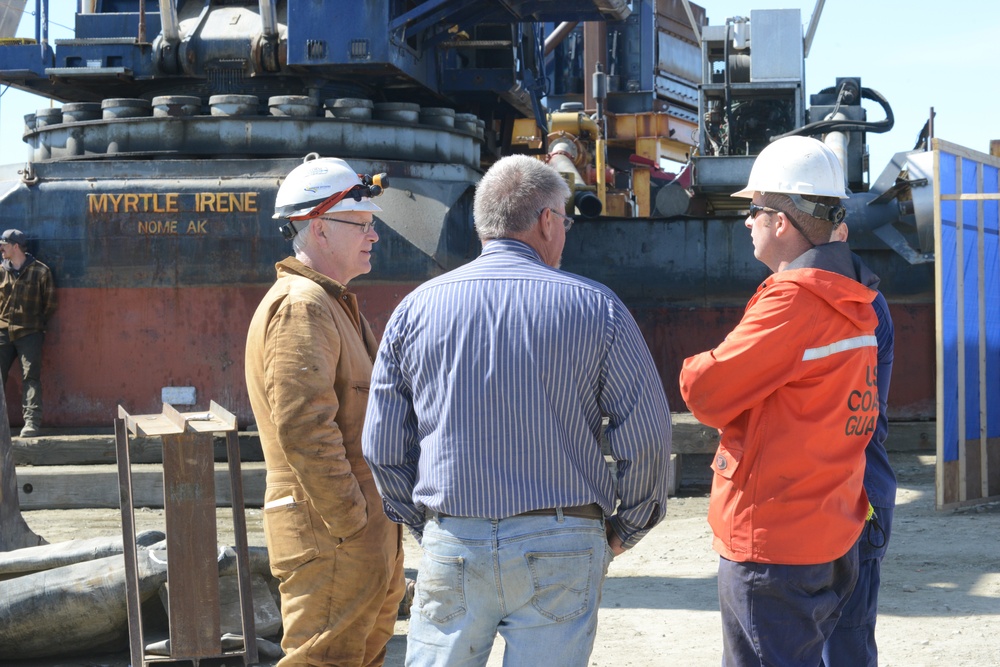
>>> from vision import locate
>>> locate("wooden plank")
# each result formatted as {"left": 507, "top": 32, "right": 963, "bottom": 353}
{"left": 15, "top": 462, "right": 266, "bottom": 510}
{"left": 884, "top": 422, "right": 937, "bottom": 452}
{"left": 943, "top": 458, "right": 960, "bottom": 506}
{"left": 11, "top": 433, "right": 264, "bottom": 466}
{"left": 964, "top": 438, "right": 983, "bottom": 501}
{"left": 953, "top": 437, "right": 1000, "bottom": 507}
{"left": 11, "top": 417, "right": 938, "bottom": 509}
{"left": 669, "top": 413, "right": 936, "bottom": 455}
{"left": 940, "top": 192, "right": 1000, "bottom": 201}
{"left": 936, "top": 137, "right": 1000, "bottom": 165}
{"left": 955, "top": 154, "right": 967, "bottom": 503}
{"left": 977, "top": 161, "right": 988, "bottom": 500}
{"left": 10, "top": 419, "right": 937, "bottom": 462}
{"left": 989, "top": 438, "right": 1000, "bottom": 498}
{"left": 670, "top": 413, "right": 719, "bottom": 455}
{"left": 935, "top": 145, "right": 946, "bottom": 510}
{"left": 932, "top": 141, "right": 1000, "bottom": 509}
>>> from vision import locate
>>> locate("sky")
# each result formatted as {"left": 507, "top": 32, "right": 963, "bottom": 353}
{"left": 696, "top": 0, "right": 1000, "bottom": 169}
{"left": 0, "top": 1, "right": 997, "bottom": 173}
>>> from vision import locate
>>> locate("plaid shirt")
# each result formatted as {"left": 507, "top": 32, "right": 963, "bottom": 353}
{"left": 0, "top": 255, "right": 57, "bottom": 340}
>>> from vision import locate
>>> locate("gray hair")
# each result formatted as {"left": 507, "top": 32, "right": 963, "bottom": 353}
{"left": 473, "top": 155, "right": 571, "bottom": 239}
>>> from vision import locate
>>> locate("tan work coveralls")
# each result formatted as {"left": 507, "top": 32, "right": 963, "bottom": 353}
{"left": 245, "top": 257, "right": 404, "bottom": 667}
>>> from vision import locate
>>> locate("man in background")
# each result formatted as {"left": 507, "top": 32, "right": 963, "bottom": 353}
{"left": 0, "top": 229, "right": 56, "bottom": 438}
{"left": 823, "top": 220, "right": 896, "bottom": 667}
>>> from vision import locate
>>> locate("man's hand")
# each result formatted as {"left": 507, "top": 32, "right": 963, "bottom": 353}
{"left": 606, "top": 521, "right": 626, "bottom": 557}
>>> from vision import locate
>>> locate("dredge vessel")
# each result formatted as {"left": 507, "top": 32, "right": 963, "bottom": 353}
{"left": 0, "top": 1, "right": 941, "bottom": 427}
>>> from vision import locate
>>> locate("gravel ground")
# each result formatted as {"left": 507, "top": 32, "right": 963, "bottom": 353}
{"left": 4, "top": 450, "right": 1000, "bottom": 666}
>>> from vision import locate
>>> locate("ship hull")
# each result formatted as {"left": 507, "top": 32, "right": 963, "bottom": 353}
{"left": 0, "top": 162, "right": 935, "bottom": 427}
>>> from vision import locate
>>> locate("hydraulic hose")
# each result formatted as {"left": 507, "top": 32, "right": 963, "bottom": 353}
{"left": 772, "top": 86, "right": 894, "bottom": 140}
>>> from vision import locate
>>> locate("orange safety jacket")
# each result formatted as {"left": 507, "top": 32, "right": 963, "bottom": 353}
{"left": 680, "top": 265, "right": 879, "bottom": 565}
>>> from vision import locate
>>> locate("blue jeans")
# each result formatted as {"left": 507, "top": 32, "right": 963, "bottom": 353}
{"left": 823, "top": 505, "right": 894, "bottom": 667}
{"left": 406, "top": 513, "right": 613, "bottom": 667}
{"left": 718, "top": 541, "right": 860, "bottom": 667}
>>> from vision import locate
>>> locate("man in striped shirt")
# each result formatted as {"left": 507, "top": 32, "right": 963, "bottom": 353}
{"left": 363, "top": 155, "right": 672, "bottom": 666}
{"left": 680, "top": 136, "right": 880, "bottom": 666}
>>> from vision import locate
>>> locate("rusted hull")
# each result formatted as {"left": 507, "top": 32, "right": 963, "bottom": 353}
{"left": 0, "top": 158, "right": 936, "bottom": 427}
{"left": 5, "top": 285, "right": 934, "bottom": 428}
{"left": 630, "top": 300, "right": 935, "bottom": 421}
{"left": 0, "top": 156, "right": 479, "bottom": 428}
{"left": 4, "top": 284, "right": 421, "bottom": 428}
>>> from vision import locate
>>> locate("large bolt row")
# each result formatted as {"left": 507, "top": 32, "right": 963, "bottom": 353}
{"left": 27, "top": 96, "right": 485, "bottom": 140}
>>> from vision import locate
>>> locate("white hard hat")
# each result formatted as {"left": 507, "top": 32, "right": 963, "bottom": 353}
{"left": 273, "top": 157, "right": 382, "bottom": 221}
{"left": 731, "top": 136, "right": 848, "bottom": 200}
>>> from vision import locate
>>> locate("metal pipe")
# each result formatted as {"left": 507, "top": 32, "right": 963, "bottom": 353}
{"left": 37, "top": 0, "right": 48, "bottom": 63}
{"left": 138, "top": 0, "right": 145, "bottom": 43}
{"left": 550, "top": 111, "right": 599, "bottom": 142}
{"left": 547, "top": 136, "right": 601, "bottom": 217}
{"left": 548, "top": 139, "right": 585, "bottom": 180}
{"left": 543, "top": 21, "right": 578, "bottom": 57}
{"left": 679, "top": 0, "right": 702, "bottom": 45}
{"left": 259, "top": 0, "right": 278, "bottom": 38}
{"left": 723, "top": 20, "right": 733, "bottom": 155}
{"left": 159, "top": 0, "right": 180, "bottom": 43}
{"left": 595, "top": 135, "right": 607, "bottom": 213}
{"left": 823, "top": 112, "right": 849, "bottom": 191}
{"left": 593, "top": 65, "right": 608, "bottom": 211}
{"left": 803, "top": 0, "right": 826, "bottom": 58}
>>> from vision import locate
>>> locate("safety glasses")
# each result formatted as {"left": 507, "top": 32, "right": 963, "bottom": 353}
{"left": 319, "top": 216, "right": 377, "bottom": 234}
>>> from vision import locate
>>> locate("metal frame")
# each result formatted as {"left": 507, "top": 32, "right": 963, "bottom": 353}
{"left": 932, "top": 138, "right": 1000, "bottom": 509}
{"left": 115, "top": 401, "right": 258, "bottom": 667}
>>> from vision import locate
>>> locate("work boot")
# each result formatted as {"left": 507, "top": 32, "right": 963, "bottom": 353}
{"left": 19, "top": 422, "right": 40, "bottom": 438}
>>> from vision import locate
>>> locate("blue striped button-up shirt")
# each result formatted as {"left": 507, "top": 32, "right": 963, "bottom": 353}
{"left": 362, "top": 239, "right": 672, "bottom": 548}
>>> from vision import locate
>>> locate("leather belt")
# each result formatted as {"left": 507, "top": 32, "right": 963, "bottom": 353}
{"left": 430, "top": 503, "right": 604, "bottom": 521}
{"left": 515, "top": 503, "right": 604, "bottom": 520}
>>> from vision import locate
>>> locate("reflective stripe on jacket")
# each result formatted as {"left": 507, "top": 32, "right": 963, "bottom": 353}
{"left": 680, "top": 266, "right": 879, "bottom": 565}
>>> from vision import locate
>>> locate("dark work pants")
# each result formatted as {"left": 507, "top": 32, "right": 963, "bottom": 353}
{"left": 0, "top": 330, "right": 45, "bottom": 425}
{"left": 823, "top": 506, "right": 894, "bottom": 667}
{"left": 718, "top": 541, "right": 860, "bottom": 667}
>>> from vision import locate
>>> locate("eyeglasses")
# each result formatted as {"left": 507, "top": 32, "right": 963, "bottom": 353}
{"left": 541, "top": 208, "right": 574, "bottom": 231}
{"left": 748, "top": 203, "right": 780, "bottom": 219}
{"left": 319, "top": 216, "right": 377, "bottom": 234}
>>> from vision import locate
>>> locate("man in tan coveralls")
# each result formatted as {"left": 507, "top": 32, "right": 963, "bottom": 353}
{"left": 245, "top": 156, "right": 405, "bottom": 666}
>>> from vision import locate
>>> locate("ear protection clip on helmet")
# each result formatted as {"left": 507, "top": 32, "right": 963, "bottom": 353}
{"left": 277, "top": 172, "right": 389, "bottom": 240}
{"left": 785, "top": 193, "right": 847, "bottom": 225}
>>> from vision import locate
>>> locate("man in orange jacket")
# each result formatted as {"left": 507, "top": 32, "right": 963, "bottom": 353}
{"left": 679, "top": 136, "right": 880, "bottom": 667}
